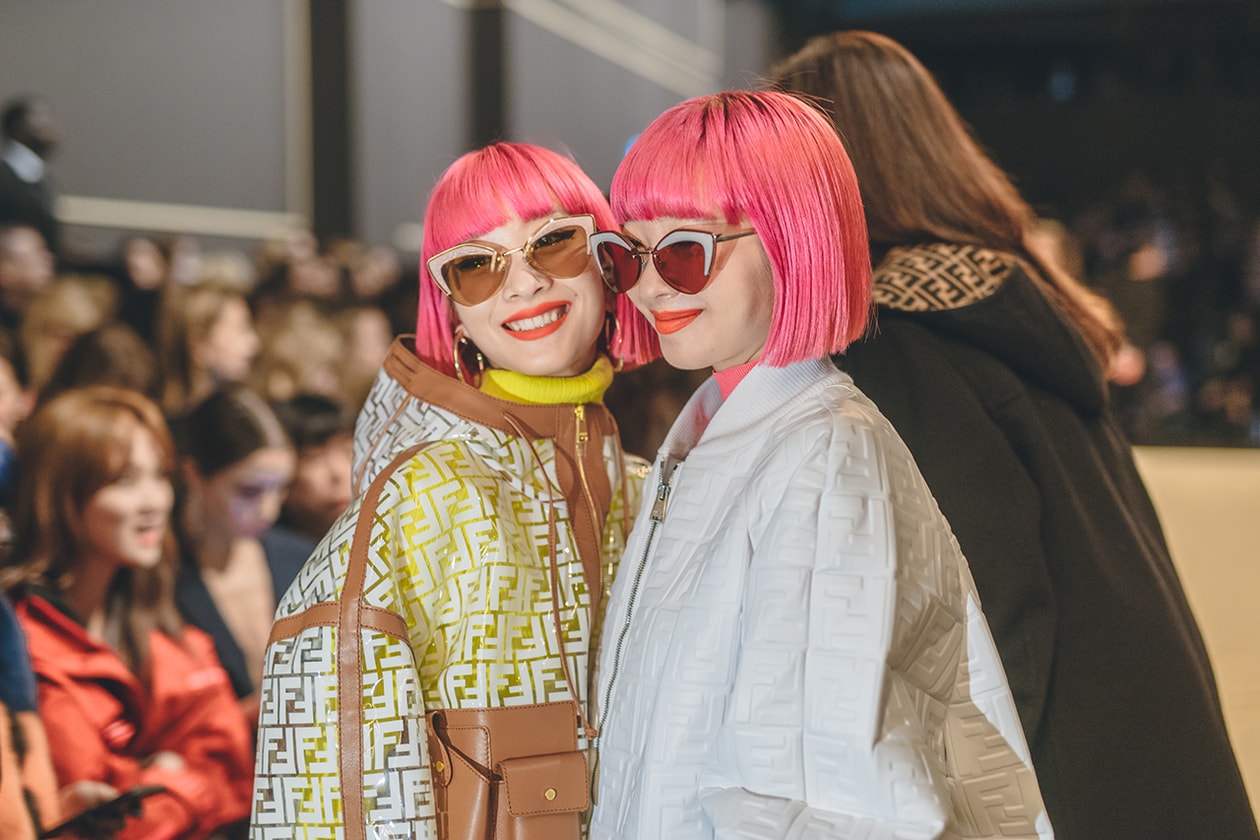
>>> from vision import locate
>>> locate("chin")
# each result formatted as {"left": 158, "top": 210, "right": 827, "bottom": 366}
{"left": 659, "top": 350, "right": 713, "bottom": 372}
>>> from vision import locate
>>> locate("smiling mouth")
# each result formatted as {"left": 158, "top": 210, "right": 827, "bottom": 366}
{"left": 503, "top": 303, "right": 570, "bottom": 339}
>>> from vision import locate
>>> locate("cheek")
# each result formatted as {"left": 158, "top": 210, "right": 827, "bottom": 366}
{"left": 227, "top": 494, "right": 271, "bottom": 536}
{"left": 626, "top": 286, "right": 652, "bottom": 316}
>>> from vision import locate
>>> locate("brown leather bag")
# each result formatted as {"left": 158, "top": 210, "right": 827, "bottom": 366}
{"left": 425, "top": 702, "right": 589, "bottom": 840}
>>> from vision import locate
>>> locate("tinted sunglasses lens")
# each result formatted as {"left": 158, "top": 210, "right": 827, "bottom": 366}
{"left": 594, "top": 238, "right": 641, "bottom": 293}
{"left": 442, "top": 251, "right": 504, "bottom": 306}
{"left": 655, "top": 238, "right": 710, "bottom": 294}
{"left": 527, "top": 224, "right": 591, "bottom": 279}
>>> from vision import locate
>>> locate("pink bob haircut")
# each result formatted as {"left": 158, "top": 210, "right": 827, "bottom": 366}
{"left": 611, "top": 90, "right": 871, "bottom": 363}
{"left": 416, "top": 142, "right": 659, "bottom": 377}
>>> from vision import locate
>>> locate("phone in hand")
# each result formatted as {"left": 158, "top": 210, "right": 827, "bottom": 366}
{"left": 39, "top": 784, "right": 167, "bottom": 839}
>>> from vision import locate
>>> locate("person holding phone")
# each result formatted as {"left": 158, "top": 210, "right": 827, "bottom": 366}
{"left": 1, "top": 387, "right": 254, "bottom": 840}
{"left": 587, "top": 91, "right": 1049, "bottom": 839}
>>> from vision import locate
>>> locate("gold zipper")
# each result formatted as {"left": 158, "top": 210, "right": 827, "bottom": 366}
{"left": 574, "top": 405, "right": 600, "bottom": 568}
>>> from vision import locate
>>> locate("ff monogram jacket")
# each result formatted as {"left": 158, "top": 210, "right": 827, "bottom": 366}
{"left": 590, "top": 359, "right": 1052, "bottom": 840}
{"left": 249, "top": 339, "right": 645, "bottom": 840}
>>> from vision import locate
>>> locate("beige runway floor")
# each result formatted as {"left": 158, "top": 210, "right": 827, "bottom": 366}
{"left": 1134, "top": 446, "right": 1260, "bottom": 817}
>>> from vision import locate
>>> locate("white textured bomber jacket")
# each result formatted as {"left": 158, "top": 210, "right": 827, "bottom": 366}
{"left": 590, "top": 358, "right": 1053, "bottom": 840}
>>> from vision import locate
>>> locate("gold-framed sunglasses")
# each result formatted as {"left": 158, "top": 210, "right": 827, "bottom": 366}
{"left": 426, "top": 214, "right": 596, "bottom": 307}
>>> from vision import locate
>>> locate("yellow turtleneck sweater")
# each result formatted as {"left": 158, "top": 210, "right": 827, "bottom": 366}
{"left": 479, "top": 356, "right": 614, "bottom": 405}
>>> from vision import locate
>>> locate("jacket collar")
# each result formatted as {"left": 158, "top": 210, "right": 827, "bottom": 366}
{"left": 659, "top": 358, "right": 840, "bottom": 461}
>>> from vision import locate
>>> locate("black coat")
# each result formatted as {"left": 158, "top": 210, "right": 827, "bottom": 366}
{"left": 839, "top": 242, "right": 1257, "bottom": 840}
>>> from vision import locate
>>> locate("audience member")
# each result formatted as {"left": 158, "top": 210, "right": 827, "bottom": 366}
{"left": 157, "top": 280, "right": 260, "bottom": 416}
{"left": 771, "top": 29, "right": 1258, "bottom": 840}
{"left": 0, "top": 97, "right": 60, "bottom": 256}
{"left": 0, "top": 386, "right": 253, "bottom": 840}
{"left": 19, "top": 273, "right": 114, "bottom": 393}
{"left": 0, "top": 224, "right": 54, "bottom": 331}
{"left": 0, "top": 591, "right": 62, "bottom": 837}
{"left": 115, "top": 235, "right": 177, "bottom": 344}
{"left": 171, "top": 385, "right": 295, "bottom": 722}
{"left": 0, "top": 329, "right": 30, "bottom": 519}
{"left": 38, "top": 321, "right": 162, "bottom": 406}
{"left": 252, "top": 228, "right": 343, "bottom": 322}
{"left": 267, "top": 393, "right": 353, "bottom": 545}
{"left": 248, "top": 298, "right": 343, "bottom": 403}
{"left": 333, "top": 303, "right": 394, "bottom": 410}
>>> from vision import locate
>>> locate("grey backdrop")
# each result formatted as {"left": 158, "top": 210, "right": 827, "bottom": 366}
{"left": 0, "top": 0, "right": 775, "bottom": 256}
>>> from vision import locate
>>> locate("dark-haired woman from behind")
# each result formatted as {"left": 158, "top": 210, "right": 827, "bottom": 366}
{"left": 0, "top": 386, "right": 253, "bottom": 840}
{"left": 771, "top": 30, "right": 1258, "bottom": 840}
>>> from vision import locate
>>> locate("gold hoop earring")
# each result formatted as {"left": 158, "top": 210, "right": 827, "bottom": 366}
{"left": 451, "top": 327, "right": 486, "bottom": 385}
{"left": 604, "top": 311, "right": 624, "bottom": 372}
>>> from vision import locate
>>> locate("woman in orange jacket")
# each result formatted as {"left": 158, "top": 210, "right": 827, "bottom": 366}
{"left": 0, "top": 386, "right": 253, "bottom": 840}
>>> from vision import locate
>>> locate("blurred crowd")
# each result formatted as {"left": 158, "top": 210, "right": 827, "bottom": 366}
{"left": 0, "top": 93, "right": 424, "bottom": 840}
{"left": 0, "top": 212, "right": 417, "bottom": 838}
{"left": 1071, "top": 169, "right": 1260, "bottom": 447}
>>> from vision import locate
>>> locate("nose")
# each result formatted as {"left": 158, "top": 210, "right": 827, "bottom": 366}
{"left": 500, "top": 252, "right": 551, "bottom": 300}
{"left": 260, "top": 488, "right": 285, "bottom": 527}
{"left": 627, "top": 252, "right": 674, "bottom": 308}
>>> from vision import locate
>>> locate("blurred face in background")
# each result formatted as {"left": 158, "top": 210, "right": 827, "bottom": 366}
{"left": 194, "top": 296, "right": 259, "bottom": 384}
{"left": 283, "top": 432, "right": 353, "bottom": 538}
{"left": 80, "top": 423, "right": 174, "bottom": 571}
{"left": 190, "top": 445, "right": 295, "bottom": 541}
{"left": 0, "top": 226, "right": 54, "bottom": 313}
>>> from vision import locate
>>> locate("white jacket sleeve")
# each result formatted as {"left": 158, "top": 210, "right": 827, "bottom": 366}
{"left": 697, "top": 416, "right": 1048, "bottom": 840}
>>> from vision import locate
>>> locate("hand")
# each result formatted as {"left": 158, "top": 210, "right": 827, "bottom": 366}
{"left": 57, "top": 780, "right": 118, "bottom": 818}
{"left": 54, "top": 780, "right": 127, "bottom": 838}
{"left": 143, "top": 751, "right": 186, "bottom": 772}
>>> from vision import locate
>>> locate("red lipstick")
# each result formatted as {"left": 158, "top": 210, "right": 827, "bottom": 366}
{"left": 502, "top": 301, "right": 570, "bottom": 341}
{"left": 651, "top": 308, "right": 701, "bottom": 335}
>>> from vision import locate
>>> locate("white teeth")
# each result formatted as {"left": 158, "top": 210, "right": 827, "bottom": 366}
{"left": 505, "top": 305, "right": 568, "bottom": 332}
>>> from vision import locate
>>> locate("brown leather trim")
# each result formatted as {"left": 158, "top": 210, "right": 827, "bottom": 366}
{"left": 385, "top": 338, "right": 570, "bottom": 436}
{"left": 267, "top": 602, "right": 409, "bottom": 648}
{"left": 337, "top": 442, "right": 429, "bottom": 840}
{"left": 550, "top": 407, "right": 613, "bottom": 611}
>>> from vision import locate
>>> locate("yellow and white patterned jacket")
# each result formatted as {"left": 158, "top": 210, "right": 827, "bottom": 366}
{"left": 249, "top": 338, "right": 647, "bottom": 840}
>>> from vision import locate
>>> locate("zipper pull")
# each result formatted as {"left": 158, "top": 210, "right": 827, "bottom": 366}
{"left": 649, "top": 482, "right": 670, "bottom": 522}
{"left": 574, "top": 404, "right": 588, "bottom": 456}
{"left": 649, "top": 458, "right": 678, "bottom": 522}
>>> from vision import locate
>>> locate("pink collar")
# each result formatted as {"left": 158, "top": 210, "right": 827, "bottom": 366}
{"left": 713, "top": 359, "right": 758, "bottom": 400}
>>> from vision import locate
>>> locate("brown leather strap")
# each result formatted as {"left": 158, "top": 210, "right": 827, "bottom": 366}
{"left": 336, "top": 442, "right": 429, "bottom": 840}
{"left": 267, "top": 601, "right": 409, "bottom": 648}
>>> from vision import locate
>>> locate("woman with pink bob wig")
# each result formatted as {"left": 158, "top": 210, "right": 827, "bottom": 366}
{"left": 589, "top": 91, "right": 1052, "bottom": 839}
{"left": 249, "top": 142, "right": 658, "bottom": 840}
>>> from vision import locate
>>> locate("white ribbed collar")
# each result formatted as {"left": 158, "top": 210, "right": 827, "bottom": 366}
{"left": 657, "top": 357, "right": 842, "bottom": 461}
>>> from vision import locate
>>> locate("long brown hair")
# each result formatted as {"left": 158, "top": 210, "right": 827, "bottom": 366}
{"left": 156, "top": 280, "right": 247, "bottom": 414}
{"left": 770, "top": 30, "right": 1123, "bottom": 363}
{"left": 0, "top": 386, "right": 183, "bottom": 679}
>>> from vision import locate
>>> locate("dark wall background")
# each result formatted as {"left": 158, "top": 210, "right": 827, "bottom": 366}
{"left": 772, "top": 0, "right": 1260, "bottom": 222}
